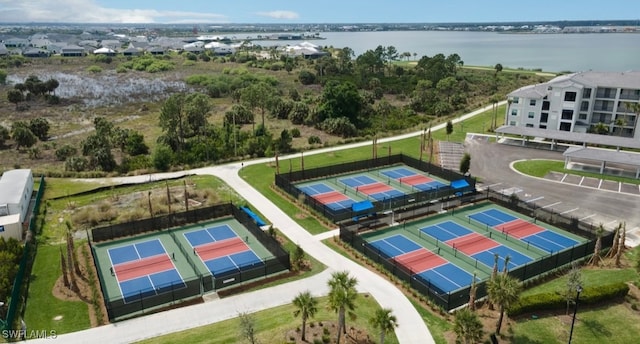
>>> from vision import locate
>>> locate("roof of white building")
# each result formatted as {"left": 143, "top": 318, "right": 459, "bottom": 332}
{"left": 564, "top": 146, "right": 640, "bottom": 167}
{"left": 509, "top": 71, "right": 640, "bottom": 98}
{"left": 0, "top": 169, "right": 32, "bottom": 206}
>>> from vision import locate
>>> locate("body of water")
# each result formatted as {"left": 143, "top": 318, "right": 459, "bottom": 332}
{"left": 254, "top": 31, "right": 640, "bottom": 73}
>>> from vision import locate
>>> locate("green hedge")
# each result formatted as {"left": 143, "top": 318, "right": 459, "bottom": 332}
{"left": 510, "top": 282, "right": 629, "bottom": 316}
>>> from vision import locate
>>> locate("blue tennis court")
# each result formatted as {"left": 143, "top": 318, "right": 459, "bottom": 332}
{"left": 471, "top": 245, "right": 533, "bottom": 271}
{"left": 367, "top": 189, "right": 405, "bottom": 201}
{"left": 369, "top": 234, "right": 422, "bottom": 258}
{"left": 298, "top": 183, "right": 334, "bottom": 196}
{"left": 521, "top": 230, "right": 579, "bottom": 253}
{"left": 183, "top": 225, "right": 265, "bottom": 277}
{"left": 203, "top": 250, "right": 263, "bottom": 276}
{"left": 470, "top": 208, "right": 579, "bottom": 253}
{"left": 326, "top": 199, "right": 356, "bottom": 211}
{"left": 412, "top": 180, "right": 447, "bottom": 191}
{"left": 184, "top": 225, "right": 237, "bottom": 247}
{"left": 107, "top": 239, "right": 185, "bottom": 303}
{"left": 469, "top": 209, "right": 518, "bottom": 227}
{"left": 339, "top": 175, "right": 378, "bottom": 188}
{"left": 420, "top": 221, "right": 473, "bottom": 242}
{"left": 415, "top": 263, "right": 476, "bottom": 294}
{"left": 381, "top": 168, "right": 415, "bottom": 179}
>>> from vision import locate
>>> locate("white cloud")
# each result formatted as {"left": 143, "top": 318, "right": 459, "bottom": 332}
{"left": 0, "top": 0, "right": 227, "bottom": 23}
{"left": 256, "top": 10, "right": 299, "bottom": 20}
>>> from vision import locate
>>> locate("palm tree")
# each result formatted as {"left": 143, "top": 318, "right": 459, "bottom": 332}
{"left": 369, "top": 308, "right": 398, "bottom": 344}
{"left": 468, "top": 273, "right": 477, "bottom": 311}
{"left": 454, "top": 308, "right": 484, "bottom": 344}
{"left": 327, "top": 271, "right": 359, "bottom": 343}
{"left": 486, "top": 273, "right": 522, "bottom": 335}
{"left": 292, "top": 290, "right": 318, "bottom": 342}
{"left": 614, "top": 117, "right": 627, "bottom": 136}
{"left": 588, "top": 224, "right": 605, "bottom": 266}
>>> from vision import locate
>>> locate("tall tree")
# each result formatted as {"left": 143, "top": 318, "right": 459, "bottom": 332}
{"left": 0, "top": 126, "right": 10, "bottom": 147}
{"left": 292, "top": 290, "right": 318, "bottom": 342}
{"left": 7, "top": 89, "right": 23, "bottom": 109}
{"left": 486, "top": 273, "right": 521, "bottom": 335}
{"left": 11, "top": 123, "right": 37, "bottom": 149}
{"left": 565, "top": 262, "right": 583, "bottom": 315}
{"left": 29, "top": 117, "right": 50, "bottom": 141}
{"left": 446, "top": 120, "right": 453, "bottom": 141}
{"left": 453, "top": 308, "right": 484, "bottom": 344}
{"left": 241, "top": 82, "right": 276, "bottom": 132}
{"left": 327, "top": 271, "right": 359, "bottom": 343}
{"left": 588, "top": 224, "right": 605, "bottom": 266}
{"left": 238, "top": 312, "right": 258, "bottom": 344}
{"left": 369, "top": 308, "right": 398, "bottom": 344}
{"left": 460, "top": 153, "right": 471, "bottom": 174}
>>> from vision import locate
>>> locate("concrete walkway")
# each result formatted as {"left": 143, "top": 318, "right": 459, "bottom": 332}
{"left": 30, "top": 102, "right": 504, "bottom": 343}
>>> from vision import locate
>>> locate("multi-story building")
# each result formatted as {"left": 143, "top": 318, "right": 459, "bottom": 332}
{"left": 505, "top": 71, "right": 640, "bottom": 138}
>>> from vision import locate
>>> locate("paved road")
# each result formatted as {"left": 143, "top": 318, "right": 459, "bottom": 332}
{"left": 466, "top": 136, "right": 640, "bottom": 245}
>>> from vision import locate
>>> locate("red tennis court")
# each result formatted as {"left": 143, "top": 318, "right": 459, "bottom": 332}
{"left": 313, "top": 191, "right": 349, "bottom": 204}
{"left": 195, "top": 237, "right": 249, "bottom": 261}
{"left": 394, "top": 248, "right": 446, "bottom": 273}
{"left": 398, "top": 174, "right": 433, "bottom": 186}
{"left": 356, "top": 183, "right": 393, "bottom": 195}
{"left": 447, "top": 233, "right": 499, "bottom": 255}
{"left": 498, "top": 219, "right": 544, "bottom": 238}
{"left": 114, "top": 255, "right": 174, "bottom": 281}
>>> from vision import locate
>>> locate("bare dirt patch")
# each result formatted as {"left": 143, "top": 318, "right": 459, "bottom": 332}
{"left": 284, "top": 320, "right": 375, "bottom": 344}
{"left": 52, "top": 242, "right": 108, "bottom": 327}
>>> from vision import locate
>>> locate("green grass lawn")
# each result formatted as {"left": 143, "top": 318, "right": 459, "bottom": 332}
{"left": 513, "top": 159, "right": 640, "bottom": 185}
{"left": 509, "top": 248, "right": 640, "bottom": 344}
{"left": 510, "top": 302, "right": 640, "bottom": 344}
{"left": 135, "top": 294, "right": 399, "bottom": 344}
{"left": 24, "top": 244, "right": 90, "bottom": 334}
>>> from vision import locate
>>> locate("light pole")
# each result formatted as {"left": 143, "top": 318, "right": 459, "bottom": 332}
{"left": 568, "top": 285, "right": 582, "bottom": 344}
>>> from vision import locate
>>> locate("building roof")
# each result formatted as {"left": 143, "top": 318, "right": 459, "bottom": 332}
{"left": 509, "top": 71, "right": 640, "bottom": 98}
{"left": 563, "top": 146, "right": 640, "bottom": 168}
{"left": 0, "top": 169, "right": 32, "bottom": 205}
{"left": 495, "top": 125, "right": 640, "bottom": 150}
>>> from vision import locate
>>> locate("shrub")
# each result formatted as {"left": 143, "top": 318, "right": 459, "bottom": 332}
{"left": 55, "top": 144, "right": 77, "bottom": 161}
{"left": 298, "top": 70, "right": 316, "bottom": 85}
{"left": 86, "top": 65, "right": 103, "bottom": 73}
{"left": 291, "top": 128, "right": 301, "bottom": 138}
{"left": 65, "top": 156, "right": 88, "bottom": 172}
{"left": 509, "top": 282, "right": 629, "bottom": 316}
{"left": 308, "top": 136, "right": 322, "bottom": 145}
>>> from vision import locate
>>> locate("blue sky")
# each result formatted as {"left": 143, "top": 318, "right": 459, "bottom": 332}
{"left": 0, "top": 0, "right": 639, "bottom": 24}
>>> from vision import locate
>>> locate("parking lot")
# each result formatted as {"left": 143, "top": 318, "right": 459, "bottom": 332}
{"left": 545, "top": 172, "right": 640, "bottom": 196}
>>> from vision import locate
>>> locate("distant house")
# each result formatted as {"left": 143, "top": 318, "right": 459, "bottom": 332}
{"left": 0, "top": 169, "right": 34, "bottom": 241}
{"left": 122, "top": 46, "right": 142, "bottom": 56}
{"left": 22, "top": 48, "right": 49, "bottom": 58}
{"left": 204, "top": 41, "right": 235, "bottom": 55}
{"left": 78, "top": 40, "right": 100, "bottom": 49}
{"left": 281, "top": 43, "right": 329, "bottom": 59}
{"left": 147, "top": 46, "right": 165, "bottom": 55}
{"left": 61, "top": 45, "right": 85, "bottom": 57}
{"left": 4, "top": 37, "right": 29, "bottom": 48}
{"left": 100, "top": 39, "right": 121, "bottom": 50}
{"left": 0, "top": 43, "right": 8, "bottom": 56}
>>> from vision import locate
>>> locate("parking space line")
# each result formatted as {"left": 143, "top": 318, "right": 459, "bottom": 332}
{"left": 488, "top": 183, "right": 502, "bottom": 188}
{"left": 578, "top": 176, "right": 585, "bottom": 186}
{"left": 580, "top": 214, "right": 596, "bottom": 221}
{"left": 525, "top": 196, "right": 544, "bottom": 203}
{"left": 619, "top": 182, "right": 622, "bottom": 193}
{"left": 560, "top": 174, "right": 568, "bottom": 183}
{"left": 541, "top": 201, "right": 561, "bottom": 209}
{"left": 598, "top": 179, "right": 603, "bottom": 189}
{"left": 605, "top": 220, "right": 618, "bottom": 227}
{"left": 560, "top": 207, "right": 579, "bottom": 215}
